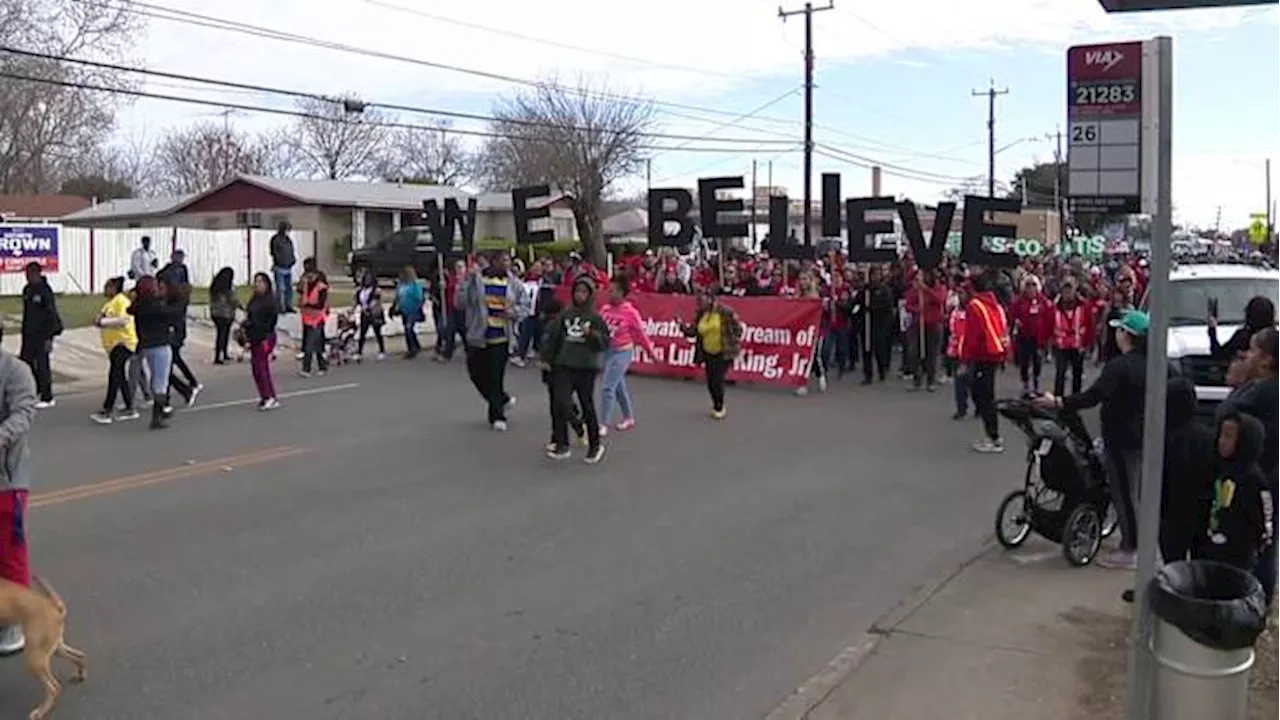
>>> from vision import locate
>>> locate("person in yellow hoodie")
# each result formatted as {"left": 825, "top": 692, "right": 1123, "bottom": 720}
{"left": 90, "top": 276, "right": 140, "bottom": 424}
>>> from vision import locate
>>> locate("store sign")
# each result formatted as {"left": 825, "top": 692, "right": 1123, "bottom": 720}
{"left": 1066, "top": 41, "right": 1145, "bottom": 215}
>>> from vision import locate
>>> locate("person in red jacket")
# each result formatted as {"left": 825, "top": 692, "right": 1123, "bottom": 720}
{"left": 1009, "top": 275, "right": 1052, "bottom": 394}
{"left": 1050, "top": 280, "right": 1092, "bottom": 396}
{"left": 961, "top": 271, "right": 1011, "bottom": 453}
{"left": 903, "top": 267, "right": 949, "bottom": 391}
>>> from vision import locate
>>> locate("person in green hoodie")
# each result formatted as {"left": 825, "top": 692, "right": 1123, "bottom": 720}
{"left": 541, "top": 276, "right": 611, "bottom": 464}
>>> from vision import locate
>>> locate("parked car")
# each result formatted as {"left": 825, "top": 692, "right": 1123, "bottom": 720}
{"left": 347, "top": 225, "right": 462, "bottom": 283}
{"left": 1144, "top": 263, "right": 1280, "bottom": 407}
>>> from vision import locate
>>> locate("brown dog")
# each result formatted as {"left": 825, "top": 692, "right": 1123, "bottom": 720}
{"left": 0, "top": 576, "right": 88, "bottom": 720}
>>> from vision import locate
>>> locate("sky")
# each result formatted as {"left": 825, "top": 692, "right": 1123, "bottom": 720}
{"left": 109, "top": 0, "right": 1279, "bottom": 231}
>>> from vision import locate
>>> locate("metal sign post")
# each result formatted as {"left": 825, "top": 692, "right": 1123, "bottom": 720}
{"left": 1067, "top": 35, "right": 1172, "bottom": 720}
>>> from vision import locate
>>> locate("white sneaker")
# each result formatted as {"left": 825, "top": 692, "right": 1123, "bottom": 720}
{"left": 260, "top": 397, "right": 280, "bottom": 411}
{"left": 795, "top": 387, "right": 809, "bottom": 396}
{"left": 818, "top": 376, "right": 828, "bottom": 393}
{"left": 510, "top": 356, "right": 526, "bottom": 368}
{"left": 298, "top": 370, "right": 312, "bottom": 378}
{"left": 187, "top": 384, "right": 203, "bottom": 407}
{"left": 116, "top": 409, "right": 140, "bottom": 422}
{"left": 584, "top": 445, "right": 606, "bottom": 464}
{"left": 0, "top": 625, "right": 25, "bottom": 655}
{"left": 377, "top": 352, "right": 387, "bottom": 361}
{"left": 34, "top": 399, "right": 55, "bottom": 409}
{"left": 90, "top": 412, "right": 113, "bottom": 425}
{"left": 972, "top": 438, "right": 1005, "bottom": 454}
{"left": 492, "top": 420, "right": 508, "bottom": 432}
{"left": 598, "top": 426, "right": 609, "bottom": 438}
{"left": 504, "top": 396, "right": 518, "bottom": 410}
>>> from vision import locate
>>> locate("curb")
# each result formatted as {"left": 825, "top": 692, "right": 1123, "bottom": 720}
{"left": 764, "top": 536, "right": 994, "bottom": 720}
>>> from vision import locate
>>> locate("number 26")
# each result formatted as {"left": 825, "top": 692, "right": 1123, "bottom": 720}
{"left": 1072, "top": 125, "right": 1098, "bottom": 143}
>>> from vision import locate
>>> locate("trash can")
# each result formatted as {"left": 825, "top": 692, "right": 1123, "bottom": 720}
{"left": 1148, "top": 560, "right": 1268, "bottom": 720}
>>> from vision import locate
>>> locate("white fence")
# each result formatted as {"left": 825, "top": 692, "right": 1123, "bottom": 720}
{"left": 0, "top": 226, "right": 318, "bottom": 295}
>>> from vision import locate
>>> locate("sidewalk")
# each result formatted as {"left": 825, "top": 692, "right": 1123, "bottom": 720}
{"left": 3, "top": 308, "right": 439, "bottom": 394}
{"left": 796, "top": 539, "right": 1278, "bottom": 720}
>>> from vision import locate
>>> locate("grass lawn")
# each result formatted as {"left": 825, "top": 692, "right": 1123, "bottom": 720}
{"left": 0, "top": 286, "right": 354, "bottom": 330}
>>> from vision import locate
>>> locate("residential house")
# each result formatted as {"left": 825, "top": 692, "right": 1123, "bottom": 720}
{"left": 61, "top": 175, "right": 578, "bottom": 270}
{"left": 0, "top": 194, "right": 93, "bottom": 221}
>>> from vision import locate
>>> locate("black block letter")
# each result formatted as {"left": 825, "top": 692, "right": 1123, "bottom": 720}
{"left": 512, "top": 185, "right": 554, "bottom": 246}
{"left": 845, "top": 196, "right": 897, "bottom": 264}
{"left": 960, "top": 195, "right": 1019, "bottom": 268}
{"left": 647, "top": 188, "right": 695, "bottom": 247}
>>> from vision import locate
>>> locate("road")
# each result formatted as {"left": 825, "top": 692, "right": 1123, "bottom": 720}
{"left": 1, "top": 356, "right": 1027, "bottom": 720}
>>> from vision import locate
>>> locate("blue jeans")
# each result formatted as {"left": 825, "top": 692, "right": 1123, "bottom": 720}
{"left": 515, "top": 316, "right": 542, "bottom": 358}
{"left": 403, "top": 318, "right": 421, "bottom": 354}
{"left": 139, "top": 345, "right": 173, "bottom": 397}
{"left": 599, "top": 348, "right": 635, "bottom": 425}
{"left": 822, "top": 328, "right": 851, "bottom": 374}
{"left": 273, "top": 266, "right": 293, "bottom": 311}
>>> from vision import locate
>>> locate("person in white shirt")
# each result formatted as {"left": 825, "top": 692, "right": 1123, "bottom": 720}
{"left": 129, "top": 236, "right": 159, "bottom": 280}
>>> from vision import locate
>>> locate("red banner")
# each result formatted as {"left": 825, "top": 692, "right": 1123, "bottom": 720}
{"left": 554, "top": 290, "right": 822, "bottom": 388}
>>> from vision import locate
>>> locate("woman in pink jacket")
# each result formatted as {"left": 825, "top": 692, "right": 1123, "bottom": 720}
{"left": 598, "top": 275, "right": 659, "bottom": 436}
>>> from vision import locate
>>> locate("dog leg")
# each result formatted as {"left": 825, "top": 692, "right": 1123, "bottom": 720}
{"left": 26, "top": 652, "right": 61, "bottom": 720}
{"left": 56, "top": 641, "right": 88, "bottom": 683}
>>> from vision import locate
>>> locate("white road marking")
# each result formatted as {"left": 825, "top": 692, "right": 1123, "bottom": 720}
{"left": 184, "top": 383, "right": 361, "bottom": 413}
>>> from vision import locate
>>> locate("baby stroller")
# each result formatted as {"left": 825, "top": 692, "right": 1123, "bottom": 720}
{"left": 993, "top": 397, "right": 1118, "bottom": 566}
{"left": 326, "top": 310, "right": 360, "bottom": 366}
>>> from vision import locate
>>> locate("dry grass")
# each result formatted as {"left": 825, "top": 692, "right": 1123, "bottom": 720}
{"left": 1064, "top": 604, "right": 1278, "bottom": 720}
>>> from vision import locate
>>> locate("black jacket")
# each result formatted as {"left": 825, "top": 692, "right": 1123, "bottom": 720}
{"left": 1060, "top": 349, "right": 1176, "bottom": 452}
{"left": 20, "top": 278, "right": 63, "bottom": 341}
{"left": 1195, "top": 410, "right": 1269, "bottom": 571}
{"left": 269, "top": 232, "right": 296, "bottom": 268}
{"left": 1160, "top": 377, "right": 1216, "bottom": 562}
{"left": 128, "top": 296, "right": 180, "bottom": 349}
{"left": 242, "top": 295, "right": 279, "bottom": 344}
{"left": 1217, "top": 376, "right": 1279, "bottom": 492}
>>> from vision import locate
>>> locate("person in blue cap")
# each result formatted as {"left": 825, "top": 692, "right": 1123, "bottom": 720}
{"left": 1034, "top": 308, "right": 1174, "bottom": 570}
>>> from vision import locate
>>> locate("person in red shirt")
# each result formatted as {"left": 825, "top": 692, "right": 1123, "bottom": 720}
{"left": 903, "top": 267, "right": 949, "bottom": 391}
{"left": 960, "top": 271, "right": 1011, "bottom": 453}
{"left": 632, "top": 251, "right": 658, "bottom": 294}
{"left": 435, "top": 258, "right": 468, "bottom": 361}
{"left": 823, "top": 271, "right": 854, "bottom": 376}
{"left": 1050, "top": 280, "right": 1092, "bottom": 396}
{"left": 1009, "top": 275, "right": 1052, "bottom": 394}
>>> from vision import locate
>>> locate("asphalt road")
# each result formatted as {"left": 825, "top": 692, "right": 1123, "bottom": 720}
{"left": 1, "top": 355, "right": 1030, "bottom": 720}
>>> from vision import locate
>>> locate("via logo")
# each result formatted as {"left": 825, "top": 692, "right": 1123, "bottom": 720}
{"left": 1084, "top": 48, "right": 1125, "bottom": 72}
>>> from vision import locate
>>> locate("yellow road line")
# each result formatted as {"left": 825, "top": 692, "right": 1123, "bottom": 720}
{"left": 29, "top": 446, "right": 307, "bottom": 508}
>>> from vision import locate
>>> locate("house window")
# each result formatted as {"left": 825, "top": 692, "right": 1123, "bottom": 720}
{"left": 204, "top": 217, "right": 221, "bottom": 229}
{"left": 127, "top": 222, "right": 142, "bottom": 228}
{"left": 235, "top": 210, "right": 263, "bottom": 228}
{"left": 268, "top": 214, "right": 289, "bottom": 229}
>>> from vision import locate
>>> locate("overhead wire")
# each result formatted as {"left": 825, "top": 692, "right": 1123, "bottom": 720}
{"left": 0, "top": 46, "right": 799, "bottom": 146}
{"left": 65, "top": 0, "right": 976, "bottom": 180}
{"left": 0, "top": 70, "right": 790, "bottom": 154}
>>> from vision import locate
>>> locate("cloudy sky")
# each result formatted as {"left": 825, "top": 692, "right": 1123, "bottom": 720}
{"left": 112, "top": 0, "right": 1278, "bottom": 230}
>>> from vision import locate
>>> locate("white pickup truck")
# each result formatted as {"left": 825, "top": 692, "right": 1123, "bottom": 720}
{"left": 1146, "top": 263, "right": 1280, "bottom": 405}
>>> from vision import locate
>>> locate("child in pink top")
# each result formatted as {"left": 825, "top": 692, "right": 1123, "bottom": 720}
{"left": 598, "top": 275, "right": 658, "bottom": 434}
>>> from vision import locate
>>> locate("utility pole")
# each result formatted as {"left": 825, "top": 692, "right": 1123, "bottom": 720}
{"left": 972, "top": 81, "right": 1009, "bottom": 199}
{"left": 747, "top": 156, "right": 757, "bottom": 245}
{"left": 1214, "top": 205, "right": 1223, "bottom": 233}
{"left": 645, "top": 157, "right": 652, "bottom": 191}
{"left": 1266, "top": 157, "right": 1273, "bottom": 246}
{"left": 1047, "top": 127, "right": 1067, "bottom": 245}
{"left": 779, "top": 1, "right": 834, "bottom": 248}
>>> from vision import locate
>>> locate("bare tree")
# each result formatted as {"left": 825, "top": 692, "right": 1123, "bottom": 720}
{"left": 284, "top": 95, "right": 388, "bottom": 180}
{"left": 150, "top": 122, "right": 272, "bottom": 195}
{"left": 0, "top": 0, "right": 143, "bottom": 192}
{"left": 476, "top": 78, "right": 656, "bottom": 266}
{"left": 380, "top": 121, "right": 470, "bottom": 186}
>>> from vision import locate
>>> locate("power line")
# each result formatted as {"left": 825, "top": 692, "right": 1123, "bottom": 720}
{"left": 360, "top": 0, "right": 739, "bottom": 80}
{"left": 0, "top": 45, "right": 799, "bottom": 146}
{"left": 65, "top": 0, "right": 964, "bottom": 170}
{"left": 648, "top": 87, "right": 802, "bottom": 156}
{"left": 0, "top": 69, "right": 789, "bottom": 154}
{"left": 811, "top": 147, "right": 975, "bottom": 187}
{"left": 814, "top": 143, "right": 976, "bottom": 182}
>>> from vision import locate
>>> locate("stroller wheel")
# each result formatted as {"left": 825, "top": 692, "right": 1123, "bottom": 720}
{"left": 1062, "top": 502, "right": 1103, "bottom": 567}
{"left": 995, "top": 490, "right": 1032, "bottom": 549}
{"left": 1101, "top": 503, "right": 1119, "bottom": 539}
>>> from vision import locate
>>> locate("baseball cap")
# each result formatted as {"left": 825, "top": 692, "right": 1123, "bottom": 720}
{"left": 1108, "top": 309, "right": 1150, "bottom": 336}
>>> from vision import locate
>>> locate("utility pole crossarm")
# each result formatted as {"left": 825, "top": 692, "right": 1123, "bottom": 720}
{"left": 778, "top": 1, "right": 834, "bottom": 249}
{"left": 972, "top": 82, "right": 1010, "bottom": 199}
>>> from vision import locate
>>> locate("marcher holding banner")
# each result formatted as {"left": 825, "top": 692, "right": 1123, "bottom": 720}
{"left": 681, "top": 289, "right": 744, "bottom": 420}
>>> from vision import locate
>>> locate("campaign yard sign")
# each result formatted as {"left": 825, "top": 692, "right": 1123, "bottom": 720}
{"left": 0, "top": 224, "right": 60, "bottom": 273}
